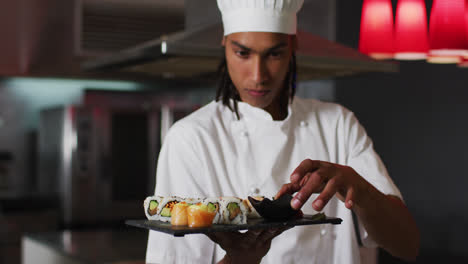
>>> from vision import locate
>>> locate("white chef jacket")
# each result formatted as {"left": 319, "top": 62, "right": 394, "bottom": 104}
{"left": 146, "top": 97, "right": 402, "bottom": 264}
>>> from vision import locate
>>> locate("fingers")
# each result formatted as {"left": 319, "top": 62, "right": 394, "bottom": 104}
{"left": 256, "top": 227, "right": 288, "bottom": 244}
{"left": 345, "top": 187, "right": 354, "bottom": 209}
{"left": 206, "top": 233, "right": 217, "bottom": 243}
{"left": 206, "top": 232, "right": 227, "bottom": 246}
{"left": 208, "top": 228, "right": 288, "bottom": 249}
{"left": 206, "top": 232, "right": 241, "bottom": 249}
{"left": 313, "top": 177, "right": 339, "bottom": 211}
{"left": 274, "top": 182, "right": 301, "bottom": 199}
{"left": 282, "top": 160, "right": 359, "bottom": 211}
{"left": 277, "top": 160, "right": 326, "bottom": 200}
{"left": 290, "top": 159, "right": 323, "bottom": 183}
{"left": 291, "top": 170, "right": 328, "bottom": 210}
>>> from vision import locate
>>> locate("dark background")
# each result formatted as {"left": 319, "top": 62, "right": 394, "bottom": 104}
{"left": 335, "top": 1, "right": 468, "bottom": 263}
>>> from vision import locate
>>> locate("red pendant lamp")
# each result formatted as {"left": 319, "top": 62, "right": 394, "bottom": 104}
{"left": 394, "top": 0, "right": 429, "bottom": 60}
{"left": 359, "top": 0, "right": 394, "bottom": 59}
{"left": 459, "top": 0, "right": 468, "bottom": 67}
{"left": 464, "top": 0, "right": 468, "bottom": 60}
{"left": 428, "top": 0, "right": 468, "bottom": 63}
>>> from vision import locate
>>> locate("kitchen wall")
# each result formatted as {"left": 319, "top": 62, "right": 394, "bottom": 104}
{"left": 335, "top": 1, "right": 468, "bottom": 263}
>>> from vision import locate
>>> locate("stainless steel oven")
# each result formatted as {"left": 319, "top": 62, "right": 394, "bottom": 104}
{"left": 38, "top": 105, "right": 161, "bottom": 227}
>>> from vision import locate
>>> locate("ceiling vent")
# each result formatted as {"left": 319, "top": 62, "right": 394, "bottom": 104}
{"left": 77, "top": 0, "right": 185, "bottom": 56}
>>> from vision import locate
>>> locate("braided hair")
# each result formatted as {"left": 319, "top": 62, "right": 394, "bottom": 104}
{"left": 215, "top": 52, "right": 297, "bottom": 120}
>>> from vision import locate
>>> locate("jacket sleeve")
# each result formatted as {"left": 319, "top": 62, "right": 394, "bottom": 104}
{"left": 146, "top": 121, "right": 216, "bottom": 264}
{"left": 341, "top": 107, "right": 403, "bottom": 248}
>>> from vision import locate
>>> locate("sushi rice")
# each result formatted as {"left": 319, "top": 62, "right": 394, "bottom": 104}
{"left": 144, "top": 196, "right": 163, "bottom": 220}
{"left": 202, "top": 197, "right": 222, "bottom": 224}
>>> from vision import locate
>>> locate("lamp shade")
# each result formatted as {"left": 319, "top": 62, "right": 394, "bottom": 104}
{"left": 458, "top": 58, "right": 468, "bottom": 67}
{"left": 466, "top": 0, "right": 468, "bottom": 39}
{"left": 394, "top": 0, "right": 429, "bottom": 60}
{"left": 429, "top": 0, "right": 468, "bottom": 58}
{"left": 427, "top": 55, "right": 462, "bottom": 64}
{"left": 464, "top": 0, "right": 468, "bottom": 60}
{"left": 359, "top": 0, "right": 394, "bottom": 59}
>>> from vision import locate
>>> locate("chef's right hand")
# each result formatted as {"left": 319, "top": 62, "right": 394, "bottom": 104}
{"left": 207, "top": 228, "right": 287, "bottom": 264}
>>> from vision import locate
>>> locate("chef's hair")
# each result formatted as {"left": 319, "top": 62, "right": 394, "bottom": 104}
{"left": 215, "top": 52, "right": 297, "bottom": 120}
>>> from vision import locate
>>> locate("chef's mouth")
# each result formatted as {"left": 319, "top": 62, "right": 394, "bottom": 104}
{"left": 245, "top": 89, "right": 271, "bottom": 97}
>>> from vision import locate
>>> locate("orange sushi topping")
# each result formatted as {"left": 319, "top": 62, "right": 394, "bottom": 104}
{"left": 165, "top": 201, "right": 179, "bottom": 210}
{"left": 187, "top": 204, "right": 216, "bottom": 228}
{"left": 171, "top": 202, "right": 189, "bottom": 226}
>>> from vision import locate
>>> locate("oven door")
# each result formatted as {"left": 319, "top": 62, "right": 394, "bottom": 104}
{"left": 65, "top": 106, "right": 160, "bottom": 227}
{"left": 97, "top": 107, "right": 160, "bottom": 223}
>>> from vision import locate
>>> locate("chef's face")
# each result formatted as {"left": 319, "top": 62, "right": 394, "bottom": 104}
{"left": 223, "top": 32, "right": 294, "bottom": 116}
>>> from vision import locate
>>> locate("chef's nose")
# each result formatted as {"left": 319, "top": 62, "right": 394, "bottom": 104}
{"left": 252, "top": 56, "right": 268, "bottom": 84}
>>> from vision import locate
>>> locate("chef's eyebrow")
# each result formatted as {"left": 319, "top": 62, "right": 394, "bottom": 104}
{"left": 230, "top": 40, "right": 288, "bottom": 53}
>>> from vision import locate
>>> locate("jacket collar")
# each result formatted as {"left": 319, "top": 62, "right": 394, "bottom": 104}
{"left": 234, "top": 100, "right": 293, "bottom": 123}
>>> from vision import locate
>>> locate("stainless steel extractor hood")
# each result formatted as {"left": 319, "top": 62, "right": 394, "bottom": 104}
{"left": 82, "top": 1, "right": 398, "bottom": 81}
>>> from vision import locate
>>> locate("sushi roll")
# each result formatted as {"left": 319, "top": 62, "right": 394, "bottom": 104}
{"left": 244, "top": 196, "right": 264, "bottom": 219}
{"left": 144, "top": 196, "right": 163, "bottom": 220}
{"left": 183, "top": 197, "right": 203, "bottom": 205}
{"left": 202, "top": 197, "right": 222, "bottom": 224}
{"left": 219, "top": 197, "right": 248, "bottom": 224}
{"left": 158, "top": 196, "right": 183, "bottom": 222}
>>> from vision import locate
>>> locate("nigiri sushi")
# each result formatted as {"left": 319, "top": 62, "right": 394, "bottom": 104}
{"left": 187, "top": 204, "right": 216, "bottom": 228}
{"left": 171, "top": 202, "right": 189, "bottom": 226}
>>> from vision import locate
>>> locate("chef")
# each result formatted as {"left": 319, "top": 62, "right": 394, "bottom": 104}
{"left": 146, "top": 0, "right": 419, "bottom": 263}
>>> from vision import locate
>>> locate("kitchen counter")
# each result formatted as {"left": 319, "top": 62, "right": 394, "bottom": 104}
{"left": 0, "top": 206, "right": 59, "bottom": 263}
{"left": 22, "top": 229, "right": 147, "bottom": 264}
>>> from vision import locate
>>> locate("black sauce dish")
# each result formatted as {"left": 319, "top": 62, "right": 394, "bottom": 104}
{"left": 248, "top": 195, "right": 302, "bottom": 221}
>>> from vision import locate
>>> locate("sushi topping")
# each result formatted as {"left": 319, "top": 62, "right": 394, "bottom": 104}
{"left": 227, "top": 202, "right": 241, "bottom": 221}
{"left": 187, "top": 204, "right": 216, "bottom": 227}
{"left": 165, "top": 200, "right": 179, "bottom": 209}
{"left": 192, "top": 203, "right": 215, "bottom": 213}
{"left": 148, "top": 200, "right": 159, "bottom": 216}
{"left": 171, "top": 203, "right": 189, "bottom": 226}
{"left": 160, "top": 200, "right": 181, "bottom": 217}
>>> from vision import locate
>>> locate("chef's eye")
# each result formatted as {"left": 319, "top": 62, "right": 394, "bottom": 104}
{"left": 235, "top": 50, "right": 250, "bottom": 58}
{"left": 269, "top": 50, "right": 283, "bottom": 58}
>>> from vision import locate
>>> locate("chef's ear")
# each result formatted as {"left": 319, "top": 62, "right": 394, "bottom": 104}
{"left": 221, "top": 36, "right": 226, "bottom": 47}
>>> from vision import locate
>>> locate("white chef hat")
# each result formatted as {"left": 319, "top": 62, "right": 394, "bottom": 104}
{"left": 217, "top": 0, "right": 304, "bottom": 36}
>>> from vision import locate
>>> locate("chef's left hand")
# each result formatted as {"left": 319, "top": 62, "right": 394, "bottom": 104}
{"left": 276, "top": 159, "right": 367, "bottom": 211}
{"left": 207, "top": 228, "right": 288, "bottom": 264}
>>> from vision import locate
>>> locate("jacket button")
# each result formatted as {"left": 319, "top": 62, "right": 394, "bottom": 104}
{"left": 249, "top": 186, "right": 260, "bottom": 195}
{"left": 320, "top": 229, "right": 327, "bottom": 236}
{"left": 300, "top": 121, "right": 308, "bottom": 127}
{"left": 241, "top": 131, "right": 248, "bottom": 137}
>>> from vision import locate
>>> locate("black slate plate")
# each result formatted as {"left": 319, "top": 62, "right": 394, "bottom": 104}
{"left": 125, "top": 214, "right": 342, "bottom": 237}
